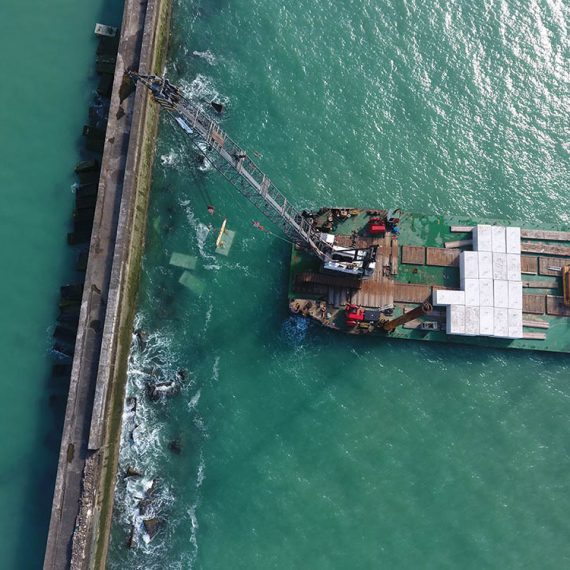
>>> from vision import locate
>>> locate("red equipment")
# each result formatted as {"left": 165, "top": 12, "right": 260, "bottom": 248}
{"left": 368, "top": 217, "right": 386, "bottom": 235}
{"left": 345, "top": 304, "right": 365, "bottom": 326}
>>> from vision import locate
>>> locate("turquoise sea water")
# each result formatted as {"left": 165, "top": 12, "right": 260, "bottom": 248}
{"left": 110, "top": 0, "right": 570, "bottom": 568}
{"left": 0, "top": 1, "right": 122, "bottom": 567}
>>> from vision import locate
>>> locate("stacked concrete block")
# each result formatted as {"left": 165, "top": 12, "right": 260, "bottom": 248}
{"left": 479, "top": 306, "right": 494, "bottom": 335}
{"left": 463, "top": 279, "right": 480, "bottom": 306}
{"left": 478, "top": 251, "right": 493, "bottom": 279}
{"left": 493, "top": 280, "right": 509, "bottom": 308}
{"left": 465, "top": 306, "right": 480, "bottom": 336}
{"left": 494, "top": 308, "right": 509, "bottom": 337}
{"left": 460, "top": 251, "right": 479, "bottom": 279}
{"left": 508, "top": 309, "right": 523, "bottom": 338}
{"left": 446, "top": 305, "right": 465, "bottom": 335}
{"left": 439, "top": 224, "right": 523, "bottom": 339}
{"left": 433, "top": 289, "right": 465, "bottom": 306}
{"left": 491, "top": 226, "right": 506, "bottom": 252}
{"left": 508, "top": 281, "right": 522, "bottom": 310}
{"left": 506, "top": 227, "right": 521, "bottom": 254}
{"left": 492, "top": 252, "right": 508, "bottom": 280}
{"left": 506, "top": 254, "right": 521, "bottom": 281}
{"left": 479, "top": 278, "right": 494, "bottom": 306}
{"left": 473, "top": 224, "right": 492, "bottom": 252}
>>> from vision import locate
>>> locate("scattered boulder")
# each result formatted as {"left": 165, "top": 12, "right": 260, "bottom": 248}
{"left": 168, "top": 439, "right": 182, "bottom": 455}
{"left": 126, "top": 525, "right": 135, "bottom": 549}
{"left": 143, "top": 518, "right": 161, "bottom": 541}
{"left": 125, "top": 466, "right": 142, "bottom": 478}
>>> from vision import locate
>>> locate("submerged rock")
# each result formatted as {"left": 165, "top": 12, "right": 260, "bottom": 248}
{"left": 143, "top": 518, "right": 161, "bottom": 540}
{"left": 168, "top": 439, "right": 182, "bottom": 455}
{"left": 126, "top": 525, "right": 135, "bottom": 549}
{"left": 125, "top": 466, "right": 141, "bottom": 478}
{"left": 134, "top": 329, "right": 148, "bottom": 351}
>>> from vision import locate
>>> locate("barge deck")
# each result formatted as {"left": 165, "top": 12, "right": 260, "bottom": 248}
{"left": 289, "top": 209, "right": 570, "bottom": 353}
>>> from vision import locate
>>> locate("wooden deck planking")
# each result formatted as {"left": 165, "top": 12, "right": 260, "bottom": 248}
{"left": 523, "top": 294, "right": 546, "bottom": 314}
{"left": 522, "top": 242, "right": 570, "bottom": 256}
{"left": 521, "top": 256, "right": 538, "bottom": 274}
{"left": 426, "top": 247, "right": 460, "bottom": 267}
{"left": 521, "top": 229, "right": 570, "bottom": 241}
{"left": 445, "top": 239, "right": 472, "bottom": 249}
{"left": 546, "top": 296, "right": 570, "bottom": 317}
{"left": 522, "top": 280, "right": 558, "bottom": 289}
{"left": 390, "top": 240, "right": 399, "bottom": 275}
{"left": 522, "top": 319, "right": 549, "bottom": 329}
{"left": 401, "top": 246, "right": 426, "bottom": 265}
{"left": 394, "top": 283, "right": 432, "bottom": 303}
{"left": 522, "top": 331, "right": 547, "bottom": 340}
{"left": 538, "top": 256, "right": 570, "bottom": 276}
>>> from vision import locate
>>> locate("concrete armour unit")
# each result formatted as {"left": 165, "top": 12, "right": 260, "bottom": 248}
{"left": 479, "top": 278, "right": 494, "bottom": 306}
{"left": 508, "top": 280, "right": 523, "bottom": 309}
{"left": 433, "top": 289, "right": 465, "bottom": 306}
{"left": 493, "top": 279, "right": 509, "bottom": 308}
{"left": 473, "top": 224, "right": 493, "bottom": 251}
{"left": 507, "top": 253, "right": 521, "bottom": 280}
{"left": 462, "top": 278, "right": 480, "bottom": 306}
{"left": 460, "top": 251, "right": 479, "bottom": 279}
{"left": 506, "top": 226, "right": 521, "bottom": 254}
{"left": 492, "top": 252, "right": 508, "bottom": 280}
{"left": 465, "top": 306, "right": 480, "bottom": 336}
{"left": 478, "top": 251, "right": 493, "bottom": 278}
{"left": 494, "top": 307, "right": 509, "bottom": 337}
{"left": 446, "top": 304, "right": 466, "bottom": 335}
{"left": 480, "top": 306, "right": 494, "bottom": 335}
{"left": 492, "top": 226, "right": 506, "bottom": 252}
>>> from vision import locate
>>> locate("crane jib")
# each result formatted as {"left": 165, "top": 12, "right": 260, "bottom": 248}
{"left": 128, "top": 71, "right": 376, "bottom": 279}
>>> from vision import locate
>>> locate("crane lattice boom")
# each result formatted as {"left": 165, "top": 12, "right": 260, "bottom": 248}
{"left": 129, "top": 72, "right": 377, "bottom": 278}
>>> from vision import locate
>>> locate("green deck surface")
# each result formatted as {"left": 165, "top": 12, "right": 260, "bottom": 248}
{"left": 289, "top": 210, "right": 570, "bottom": 354}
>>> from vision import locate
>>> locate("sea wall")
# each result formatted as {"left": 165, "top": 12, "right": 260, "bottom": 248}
{"left": 43, "top": 0, "right": 171, "bottom": 568}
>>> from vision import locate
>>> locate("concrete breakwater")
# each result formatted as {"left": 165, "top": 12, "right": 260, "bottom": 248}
{"left": 43, "top": 0, "right": 171, "bottom": 567}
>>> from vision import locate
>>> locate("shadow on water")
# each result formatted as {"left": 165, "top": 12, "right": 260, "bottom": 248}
{"left": 12, "top": 1, "right": 125, "bottom": 567}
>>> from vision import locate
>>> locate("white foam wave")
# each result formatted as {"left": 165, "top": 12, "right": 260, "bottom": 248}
{"left": 192, "top": 49, "right": 217, "bottom": 65}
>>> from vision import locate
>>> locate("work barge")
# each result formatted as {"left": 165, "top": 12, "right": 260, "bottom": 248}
{"left": 289, "top": 209, "right": 570, "bottom": 353}
{"left": 131, "top": 73, "right": 570, "bottom": 355}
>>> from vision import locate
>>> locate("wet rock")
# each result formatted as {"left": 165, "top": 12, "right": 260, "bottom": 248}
{"left": 126, "top": 525, "right": 135, "bottom": 549}
{"left": 125, "top": 396, "right": 137, "bottom": 413}
{"left": 143, "top": 518, "right": 161, "bottom": 540}
{"left": 176, "top": 369, "right": 188, "bottom": 382}
{"left": 135, "top": 329, "right": 148, "bottom": 351}
{"left": 125, "top": 466, "right": 141, "bottom": 478}
{"left": 137, "top": 498, "right": 152, "bottom": 516}
{"left": 168, "top": 439, "right": 182, "bottom": 455}
{"left": 146, "top": 380, "right": 179, "bottom": 401}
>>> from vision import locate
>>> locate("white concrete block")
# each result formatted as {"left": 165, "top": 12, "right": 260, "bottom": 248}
{"left": 433, "top": 289, "right": 465, "bottom": 306}
{"left": 508, "top": 280, "right": 523, "bottom": 309}
{"left": 446, "top": 305, "right": 466, "bottom": 335}
{"left": 465, "top": 306, "right": 480, "bottom": 336}
{"left": 507, "top": 309, "right": 523, "bottom": 338}
{"left": 492, "top": 226, "right": 506, "bottom": 252}
{"left": 473, "top": 224, "right": 493, "bottom": 252}
{"left": 494, "top": 308, "right": 509, "bottom": 337}
{"left": 478, "top": 251, "right": 493, "bottom": 279}
{"left": 506, "top": 253, "right": 521, "bottom": 281}
{"left": 479, "top": 306, "right": 494, "bottom": 336}
{"left": 506, "top": 226, "right": 521, "bottom": 254}
{"left": 462, "top": 278, "right": 480, "bottom": 306}
{"left": 494, "top": 280, "right": 509, "bottom": 308}
{"left": 460, "top": 251, "right": 479, "bottom": 279}
{"left": 493, "top": 252, "right": 508, "bottom": 280}
{"left": 479, "top": 278, "right": 494, "bottom": 306}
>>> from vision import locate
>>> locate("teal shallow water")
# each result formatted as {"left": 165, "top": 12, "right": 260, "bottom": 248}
{"left": 110, "top": 1, "right": 570, "bottom": 568}
{"left": 0, "top": 1, "right": 122, "bottom": 567}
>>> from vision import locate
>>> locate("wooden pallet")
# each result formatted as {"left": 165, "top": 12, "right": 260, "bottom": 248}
{"left": 426, "top": 247, "right": 460, "bottom": 267}
{"left": 401, "top": 246, "right": 426, "bottom": 265}
{"left": 523, "top": 294, "right": 546, "bottom": 314}
{"left": 521, "top": 256, "right": 538, "bottom": 274}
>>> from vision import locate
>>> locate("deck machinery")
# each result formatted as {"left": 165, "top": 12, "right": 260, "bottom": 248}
{"left": 131, "top": 71, "right": 570, "bottom": 351}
